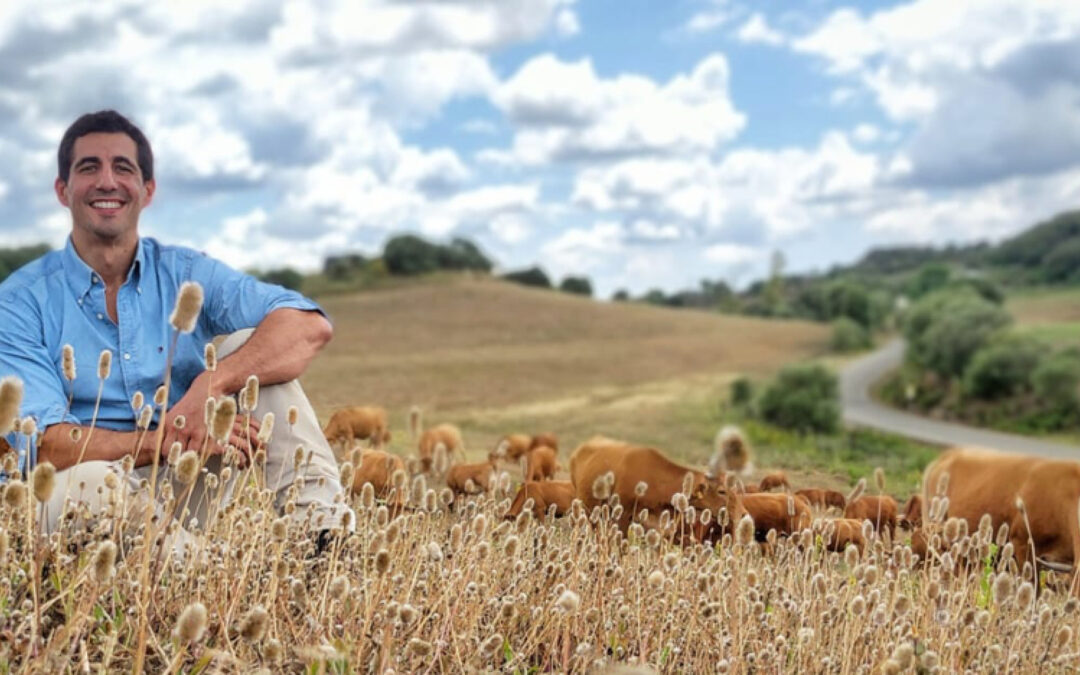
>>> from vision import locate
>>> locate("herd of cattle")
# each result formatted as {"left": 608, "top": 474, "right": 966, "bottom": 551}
{"left": 323, "top": 405, "right": 1080, "bottom": 584}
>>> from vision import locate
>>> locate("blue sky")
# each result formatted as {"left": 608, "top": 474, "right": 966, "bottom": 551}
{"left": 2, "top": 0, "right": 1080, "bottom": 297}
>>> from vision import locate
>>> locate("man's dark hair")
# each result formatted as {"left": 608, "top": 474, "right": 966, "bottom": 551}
{"left": 57, "top": 110, "right": 154, "bottom": 183}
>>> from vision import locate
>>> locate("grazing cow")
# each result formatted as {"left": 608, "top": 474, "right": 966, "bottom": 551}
{"left": 757, "top": 472, "right": 790, "bottom": 493}
{"left": 740, "top": 493, "right": 812, "bottom": 541}
{"left": 795, "top": 488, "right": 847, "bottom": 512}
{"left": 504, "top": 481, "right": 575, "bottom": 520}
{"left": 922, "top": 447, "right": 1080, "bottom": 577}
{"left": 323, "top": 406, "right": 391, "bottom": 457}
{"left": 446, "top": 458, "right": 496, "bottom": 495}
{"left": 844, "top": 495, "right": 898, "bottom": 534}
{"left": 529, "top": 432, "right": 559, "bottom": 454}
{"left": 348, "top": 449, "right": 406, "bottom": 502}
{"left": 899, "top": 494, "right": 923, "bottom": 530}
{"left": 569, "top": 437, "right": 745, "bottom": 536}
{"left": 816, "top": 518, "right": 867, "bottom": 554}
{"left": 494, "top": 434, "right": 533, "bottom": 462}
{"left": 524, "top": 445, "right": 558, "bottom": 482}
{"left": 418, "top": 423, "right": 466, "bottom": 472}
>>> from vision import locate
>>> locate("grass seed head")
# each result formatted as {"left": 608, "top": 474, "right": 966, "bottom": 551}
{"left": 257, "top": 412, "right": 274, "bottom": 444}
{"left": 735, "top": 514, "right": 755, "bottom": 546}
{"left": 329, "top": 575, "right": 349, "bottom": 601}
{"left": 242, "top": 375, "right": 259, "bottom": 412}
{"left": 873, "top": 467, "right": 885, "bottom": 493}
{"left": 480, "top": 633, "right": 503, "bottom": 657}
{"left": 993, "top": 572, "right": 1015, "bottom": 605}
{"left": 0, "top": 377, "right": 23, "bottom": 436}
{"left": 262, "top": 639, "right": 282, "bottom": 662}
{"left": 176, "top": 451, "right": 200, "bottom": 486}
{"left": 556, "top": 589, "right": 581, "bottom": 614}
{"left": 175, "top": 602, "right": 208, "bottom": 644}
{"left": 61, "top": 344, "right": 76, "bottom": 381}
{"left": 204, "top": 342, "right": 217, "bottom": 371}
{"left": 239, "top": 606, "right": 269, "bottom": 643}
{"left": 91, "top": 540, "right": 117, "bottom": 583}
{"left": 211, "top": 397, "right": 237, "bottom": 444}
{"left": 169, "top": 281, "right": 203, "bottom": 333}
{"left": 3, "top": 480, "right": 27, "bottom": 510}
{"left": 847, "top": 478, "right": 866, "bottom": 504}
{"left": 635, "top": 481, "right": 648, "bottom": 497}
{"left": 131, "top": 391, "right": 143, "bottom": 411}
{"left": 375, "top": 549, "right": 391, "bottom": 575}
{"left": 97, "top": 349, "right": 111, "bottom": 380}
{"left": 31, "top": 461, "right": 55, "bottom": 503}
{"left": 1016, "top": 581, "right": 1034, "bottom": 610}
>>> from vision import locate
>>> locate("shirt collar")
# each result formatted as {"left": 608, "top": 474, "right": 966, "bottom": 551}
{"left": 62, "top": 236, "right": 146, "bottom": 299}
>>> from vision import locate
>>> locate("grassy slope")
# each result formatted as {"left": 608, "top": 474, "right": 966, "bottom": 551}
{"left": 1007, "top": 286, "right": 1080, "bottom": 347}
{"left": 301, "top": 276, "right": 931, "bottom": 495}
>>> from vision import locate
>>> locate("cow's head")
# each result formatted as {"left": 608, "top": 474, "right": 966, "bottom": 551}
{"left": 691, "top": 473, "right": 747, "bottom": 537}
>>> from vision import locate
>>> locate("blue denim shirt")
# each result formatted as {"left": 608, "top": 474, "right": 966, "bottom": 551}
{"left": 0, "top": 236, "right": 322, "bottom": 474}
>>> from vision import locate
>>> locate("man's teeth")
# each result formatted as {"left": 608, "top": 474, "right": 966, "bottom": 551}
{"left": 92, "top": 201, "right": 122, "bottom": 209}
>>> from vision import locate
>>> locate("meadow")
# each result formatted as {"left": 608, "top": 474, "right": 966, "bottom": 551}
{"left": 1, "top": 278, "right": 1076, "bottom": 673}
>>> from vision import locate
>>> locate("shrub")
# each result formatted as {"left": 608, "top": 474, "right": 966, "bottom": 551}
{"left": 611, "top": 289, "right": 630, "bottom": 302}
{"left": 559, "top": 276, "right": 593, "bottom": 297}
{"left": 501, "top": 266, "right": 552, "bottom": 288}
{"left": 323, "top": 253, "right": 368, "bottom": 281}
{"left": 962, "top": 334, "right": 1042, "bottom": 400}
{"left": 383, "top": 235, "right": 492, "bottom": 276}
{"left": 830, "top": 317, "right": 871, "bottom": 353}
{"left": 903, "top": 288, "right": 1011, "bottom": 379}
{"left": 729, "top": 377, "right": 753, "bottom": 407}
{"left": 257, "top": 267, "right": 304, "bottom": 291}
{"left": 758, "top": 363, "right": 840, "bottom": 434}
{"left": 1032, "top": 350, "right": 1080, "bottom": 411}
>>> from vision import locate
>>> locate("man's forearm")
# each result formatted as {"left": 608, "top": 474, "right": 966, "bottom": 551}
{"left": 207, "top": 308, "right": 332, "bottom": 397}
{"left": 38, "top": 423, "right": 159, "bottom": 471}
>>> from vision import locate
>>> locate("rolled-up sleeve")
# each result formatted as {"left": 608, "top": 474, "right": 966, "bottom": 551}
{"left": 0, "top": 294, "right": 80, "bottom": 473}
{"left": 189, "top": 253, "right": 326, "bottom": 336}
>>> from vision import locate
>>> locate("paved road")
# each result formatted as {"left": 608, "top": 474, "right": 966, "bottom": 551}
{"left": 840, "top": 338, "right": 1080, "bottom": 460}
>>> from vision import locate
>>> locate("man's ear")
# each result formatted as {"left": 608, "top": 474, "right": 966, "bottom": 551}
{"left": 143, "top": 178, "right": 156, "bottom": 207}
{"left": 55, "top": 177, "right": 70, "bottom": 207}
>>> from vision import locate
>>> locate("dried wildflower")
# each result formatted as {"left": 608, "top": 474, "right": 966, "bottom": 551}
{"left": 242, "top": 375, "right": 259, "bottom": 412}
{"left": 847, "top": 478, "right": 866, "bottom": 504}
{"left": 374, "top": 549, "right": 391, "bottom": 575}
{"left": 31, "top": 461, "right": 55, "bottom": 503}
{"left": 0, "top": 377, "right": 23, "bottom": 435}
{"left": 136, "top": 404, "right": 152, "bottom": 430}
{"left": 91, "top": 540, "right": 117, "bottom": 583}
{"left": 97, "top": 350, "right": 111, "bottom": 380}
{"left": 211, "top": 397, "right": 237, "bottom": 444}
{"left": 69, "top": 427, "right": 82, "bottom": 443}
{"left": 271, "top": 517, "right": 288, "bottom": 541}
{"left": 471, "top": 513, "right": 488, "bottom": 538}
{"left": 893, "top": 595, "right": 911, "bottom": 617}
{"left": 811, "top": 573, "right": 826, "bottom": 596}
{"left": 892, "top": 643, "right": 914, "bottom": 669}
{"left": 262, "top": 639, "right": 283, "bottom": 662}
{"left": 407, "top": 638, "right": 432, "bottom": 657}
{"left": 176, "top": 451, "right": 200, "bottom": 486}
{"left": 360, "top": 482, "right": 375, "bottom": 510}
{"left": 556, "top": 590, "right": 581, "bottom": 613}
{"left": 285, "top": 405, "right": 298, "bottom": 426}
{"left": 1016, "top": 581, "right": 1034, "bottom": 610}
{"left": 993, "top": 572, "right": 1015, "bottom": 605}
{"left": 592, "top": 472, "right": 613, "bottom": 500}
{"left": 635, "top": 481, "right": 648, "bottom": 498}
{"left": 170, "top": 282, "right": 203, "bottom": 333}
{"left": 647, "top": 570, "right": 665, "bottom": 589}
{"left": 735, "top": 514, "right": 755, "bottom": 546}
{"left": 61, "top": 344, "right": 76, "bottom": 381}
{"left": 479, "top": 634, "right": 504, "bottom": 658}
{"left": 329, "top": 575, "right": 349, "bottom": 601}
{"left": 504, "top": 535, "right": 520, "bottom": 557}
{"left": 873, "top": 467, "right": 886, "bottom": 492}
{"left": 174, "top": 602, "right": 208, "bottom": 643}
{"left": 1054, "top": 625, "right": 1072, "bottom": 651}
{"left": 3, "top": 480, "right": 27, "bottom": 510}
{"left": 239, "top": 606, "right": 269, "bottom": 643}
{"left": 257, "top": 412, "right": 274, "bottom": 444}
{"left": 204, "top": 343, "right": 217, "bottom": 371}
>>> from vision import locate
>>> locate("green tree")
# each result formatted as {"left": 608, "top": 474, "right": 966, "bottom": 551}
{"left": 501, "top": 266, "right": 552, "bottom": 288}
{"left": 1032, "top": 350, "right": 1080, "bottom": 411}
{"left": 907, "top": 263, "right": 951, "bottom": 298}
{"left": 758, "top": 363, "right": 840, "bottom": 434}
{"left": 963, "top": 334, "right": 1042, "bottom": 399}
{"left": 383, "top": 234, "right": 442, "bottom": 275}
{"left": 830, "top": 317, "right": 872, "bottom": 353}
{"left": 559, "top": 276, "right": 593, "bottom": 297}
{"left": 611, "top": 289, "right": 630, "bottom": 302}
{"left": 257, "top": 267, "right": 304, "bottom": 291}
{"left": 903, "top": 289, "right": 1011, "bottom": 379}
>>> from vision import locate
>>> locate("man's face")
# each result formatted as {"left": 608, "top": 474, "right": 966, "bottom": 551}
{"left": 55, "top": 132, "right": 155, "bottom": 243}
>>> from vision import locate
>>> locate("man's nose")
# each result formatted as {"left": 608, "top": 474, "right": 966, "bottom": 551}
{"left": 94, "top": 166, "right": 119, "bottom": 190}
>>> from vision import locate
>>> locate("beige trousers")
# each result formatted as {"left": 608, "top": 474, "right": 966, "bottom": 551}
{"left": 40, "top": 328, "right": 353, "bottom": 553}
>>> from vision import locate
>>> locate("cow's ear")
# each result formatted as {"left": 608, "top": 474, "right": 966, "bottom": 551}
{"left": 692, "top": 482, "right": 706, "bottom": 500}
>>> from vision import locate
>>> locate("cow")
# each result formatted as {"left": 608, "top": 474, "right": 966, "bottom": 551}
{"left": 844, "top": 495, "right": 898, "bottom": 534}
{"left": 922, "top": 447, "right": 1080, "bottom": 579}
{"left": 323, "top": 406, "right": 391, "bottom": 458}
{"left": 504, "top": 481, "right": 575, "bottom": 520}
{"left": 795, "top": 488, "right": 847, "bottom": 512}
{"left": 899, "top": 494, "right": 923, "bottom": 531}
{"left": 347, "top": 449, "right": 406, "bottom": 502}
{"left": 757, "top": 472, "right": 790, "bottom": 493}
{"left": 569, "top": 436, "right": 745, "bottom": 536}
{"left": 418, "top": 423, "right": 466, "bottom": 472}
{"left": 740, "top": 493, "right": 812, "bottom": 541}
{"left": 529, "top": 432, "right": 559, "bottom": 454}
{"left": 446, "top": 458, "right": 496, "bottom": 495}
{"left": 494, "top": 434, "right": 533, "bottom": 462}
{"left": 815, "top": 518, "right": 867, "bottom": 554}
{"left": 524, "top": 445, "right": 558, "bottom": 482}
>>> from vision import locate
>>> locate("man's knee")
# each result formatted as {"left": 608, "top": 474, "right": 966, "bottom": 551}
{"left": 216, "top": 328, "right": 256, "bottom": 359}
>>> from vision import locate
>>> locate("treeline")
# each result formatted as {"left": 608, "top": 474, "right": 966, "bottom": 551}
{"left": 0, "top": 245, "right": 52, "bottom": 283}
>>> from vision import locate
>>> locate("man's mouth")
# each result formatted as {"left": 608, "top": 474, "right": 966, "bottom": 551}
{"left": 90, "top": 199, "right": 124, "bottom": 210}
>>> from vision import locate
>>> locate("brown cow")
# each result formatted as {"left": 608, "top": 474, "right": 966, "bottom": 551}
{"left": 922, "top": 447, "right": 1080, "bottom": 577}
{"left": 418, "top": 423, "right": 466, "bottom": 472}
{"left": 757, "top": 472, "right": 790, "bottom": 493}
{"left": 348, "top": 449, "right": 406, "bottom": 501}
{"left": 446, "top": 458, "right": 496, "bottom": 495}
{"left": 569, "top": 437, "right": 745, "bottom": 536}
{"left": 504, "top": 481, "right": 575, "bottom": 520}
{"left": 899, "top": 494, "right": 923, "bottom": 530}
{"left": 524, "top": 445, "right": 558, "bottom": 482}
{"left": 816, "top": 518, "right": 867, "bottom": 553}
{"left": 529, "top": 432, "right": 559, "bottom": 453}
{"left": 844, "top": 495, "right": 898, "bottom": 534}
{"left": 740, "top": 493, "right": 812, "bottom": 541}
{"left": 795, "top": 488, "right": 847, "bottom": 512}
{"left": 323, "top": 406, "right": 391, "bottom": 457}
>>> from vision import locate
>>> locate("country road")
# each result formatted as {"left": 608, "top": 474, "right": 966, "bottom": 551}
{"left": 840, "top": 338, "right": 1080, "bottom": 460}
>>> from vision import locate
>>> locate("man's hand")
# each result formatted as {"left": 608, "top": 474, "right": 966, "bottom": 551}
{"left": 160, "top": 372, "right": 259, "bottom": 466}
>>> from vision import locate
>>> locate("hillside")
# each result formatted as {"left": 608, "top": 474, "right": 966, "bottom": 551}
{"left": 302, "top": 275, "right": 830, "bottom": 446}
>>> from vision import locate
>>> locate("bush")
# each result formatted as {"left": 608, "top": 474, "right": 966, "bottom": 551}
{"left": 257, "top": 267, "right": 304, "bottom": 291}
{"left": 962, "top": 334, "right": 1042, "bottom": 400}
{"left": 323, "top": 254, "right": 368, "bottom": 281}
{"left": 758, "top": 363, "right": 840, "bottom": 434}
{"left": 559, "top": 276, "right": 593, "bottom": 297}
{"left": 1032, "top": 350, "right": 1080, "bottom": 411}
{"left": 611, "top": 289, "right": 630, "bottom": 302}
{"left": 830, "top": 317, "right": 871, "bottom": 352}
{"left": 1042, "top": 238, "right": 1080, "bottom": 284}
{"left": 0, "top": 244, "right": 50, "bottom": 283}
{"left": 501, "top": 266, "right": 552, "bottom": 288}
{"left": 383, "top": 235, "right": 492, "bottom": 276}
{"left": 903, "top": 288, "right": 1011, "bottom": 379}
{"left": 729, "top": 377, "right": 754, "bottom": 407}
{"left": 907, "top": 263, "right": 951, "bottom": 299}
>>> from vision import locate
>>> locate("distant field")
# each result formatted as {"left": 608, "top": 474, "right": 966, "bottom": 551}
{"left": 1007, "top": 286, "right": 1080, "bottom": 326}
{"left": 299, "top": 277, "right": 882, "bottom": 486}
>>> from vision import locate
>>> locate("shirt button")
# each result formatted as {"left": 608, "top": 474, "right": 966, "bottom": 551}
{"left": 96, "top": 313, "right": 104, "bottom": 320}
{"left": 91, "top": 275, "right": 98, "bottom": 284}
{"left": 77, "top": 299, "right": 83, "bottom": 305}
{"left": 123, "top": 353, "right": 131, "bottom": 360}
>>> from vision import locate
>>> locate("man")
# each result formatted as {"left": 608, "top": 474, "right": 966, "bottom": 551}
{"left": 0, "top": 110, "right": 352, "bottom": 549}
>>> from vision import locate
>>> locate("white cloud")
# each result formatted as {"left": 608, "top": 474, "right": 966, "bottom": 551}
{"left": 735, "top": 13, "right": 785, "bottom": 46}
{"left": 461, "top": 119, "right": 498, "bottom": 135}
{"left": 703, "top": 243, "right": 761, "bottom": 265}
{"left": 488, "top": 53, "right": 746, "bottom": 164}
{"left": 852, "top": 124, "right": 880, "bottom": 143}
{"left": 555, "top": 9, "right": 580, "bottom": 36}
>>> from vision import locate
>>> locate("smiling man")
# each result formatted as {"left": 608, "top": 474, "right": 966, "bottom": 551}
{"left": 0, "top": 110, "right": 353, "bottom": 551}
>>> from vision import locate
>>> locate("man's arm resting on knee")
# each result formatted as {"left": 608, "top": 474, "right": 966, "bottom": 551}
{"left": 206, "top": 308, "right": 332, "bottom": 397}
{"left": 38, "top": 423, "right": 159, "bottom": 471}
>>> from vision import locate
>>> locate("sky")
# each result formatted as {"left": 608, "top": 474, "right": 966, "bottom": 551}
{"left": 2, "top": 0, "right": 1080, "bottom": 298}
